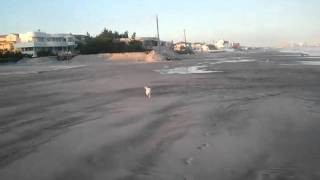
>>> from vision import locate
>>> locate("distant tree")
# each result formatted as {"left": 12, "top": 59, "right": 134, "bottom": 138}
{"left": 131, "top": 32, "right": 136, "bottom": 40}
{"left": 123, "top": 31, "right": 129, "bottom": 38}
{"left": 79, "top": 28, "right": 145, "bottom": 54}
{"left": 0, "top": 50, "right": 24, "bottom": 63}
{"left": 114, "top": 31, "right": 120, "bottom": 39}
{"left": 97, "top": 28, "right": 114, "bottom": 41}
{"left": 128, "top": 40, "right": 144, "bottom": 52}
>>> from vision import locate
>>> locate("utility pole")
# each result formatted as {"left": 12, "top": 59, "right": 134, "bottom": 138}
{"left": 184, "top": 29, "right": 187, "bottom": 44}
{"left": 156, "top": 15, "right": 160, "bottom": 47}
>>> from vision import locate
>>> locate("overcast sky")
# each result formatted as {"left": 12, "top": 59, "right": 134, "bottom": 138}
{"left": 1, "top": 0, "right": 320, "bottom": 46}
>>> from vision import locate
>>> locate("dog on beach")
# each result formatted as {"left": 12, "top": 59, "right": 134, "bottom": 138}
{"left": 144, "top": 86, "right": 152, "bottom": 99}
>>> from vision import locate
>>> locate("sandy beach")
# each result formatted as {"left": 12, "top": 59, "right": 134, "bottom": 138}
{"left": 1, "top": 50, "right": 320, "bottom": 180}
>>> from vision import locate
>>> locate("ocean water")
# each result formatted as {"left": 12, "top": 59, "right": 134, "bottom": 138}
{"left": 281, "top": 47, "right": 320, "bottom": 56}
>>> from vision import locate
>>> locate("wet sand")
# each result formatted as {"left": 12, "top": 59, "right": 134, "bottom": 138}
{"left": 1, "top": 50, "right": 320, "bottom": 180}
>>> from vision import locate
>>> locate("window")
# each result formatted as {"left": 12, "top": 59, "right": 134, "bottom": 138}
{"left": 24, "top": 47, "right": 34, "bottom": 51}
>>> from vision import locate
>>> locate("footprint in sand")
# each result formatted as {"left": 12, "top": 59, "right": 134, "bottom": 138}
{"left": 184, "top": 157, "right": 193, "bottom": 165}
{"left": 197, "top": 143, "right": 209, "bottom": 150}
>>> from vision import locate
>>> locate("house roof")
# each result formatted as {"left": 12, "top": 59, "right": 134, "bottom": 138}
{"left": 0, "top": 34, "right": 19, "bottom": 38}
{"left": 174, "top": 42, "right": 191, "bottom": 45}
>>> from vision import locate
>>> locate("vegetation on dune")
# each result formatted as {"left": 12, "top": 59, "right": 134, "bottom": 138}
{"left": 0, "top": 50, "right": 25, "bottom": 63}
{"left": 36, "top": 49, "right": 56, "bottom": 57}
{"left": 78, "top": 28, "right": 145, "bottom": 54}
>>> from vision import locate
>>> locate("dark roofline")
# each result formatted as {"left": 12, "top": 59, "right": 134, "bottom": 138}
{"left": 0, "top": 33, "right": 19, "bottom": 37}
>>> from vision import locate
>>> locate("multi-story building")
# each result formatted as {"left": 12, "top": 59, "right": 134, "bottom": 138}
{"left": 74, "top": 34, "right": 88, "bottom": 44}
{"left": 191, "top": 43, "right": 217, "bottom": 53}
{"left": 215, "top": 40, "right": 230, "bottom": 49}
{"left": 118, "top": 37, "right": 171, "bottom": 50}
{"left": 231, "top": 42, "right": 241, "bottom": 49}
{"left": 192, "top": 43, "right": 204, "bottom": 52}
{"left": 136, "top": 37, "right": 166, "bottom": 50}
{"left": 174, "top": 42, "right": 193, "bottom": 53}
{"left": 0, "top": 34, "right": 20, "bottom": 51}
{"left": 215, "top": 40, "right": 241, "bottom": 50}
{"left": 14, "top": 31, "right": 76, "bottom": 57}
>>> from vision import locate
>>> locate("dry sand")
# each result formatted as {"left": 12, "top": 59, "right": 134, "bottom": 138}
{"left": 1, "top": 50, "right": 320, "bottom": 180}
{"left": 100, "top": 51, "right": 160, "bottom": 62}
{"left": 71, "top": 50, "right": 164, "bottom": 64}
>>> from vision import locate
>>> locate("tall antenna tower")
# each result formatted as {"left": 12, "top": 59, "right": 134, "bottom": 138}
{"left": 156, "top": 15, "right": 160, "bottom": 46}
{"left": 184, "top": 29, "right": 187, "bottom": 44}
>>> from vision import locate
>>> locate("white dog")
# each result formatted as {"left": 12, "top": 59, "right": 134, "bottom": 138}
{"left": 144, "top": 86, "right": 152, "bottom": 99}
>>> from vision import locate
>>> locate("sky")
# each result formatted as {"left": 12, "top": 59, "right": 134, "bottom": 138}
{"left": 1, "top": 0, "right": 320, "bottom": 47}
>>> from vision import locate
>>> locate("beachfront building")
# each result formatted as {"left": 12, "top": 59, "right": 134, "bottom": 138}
{"left": 205, "top": 44, "right": 218, "bottom": 52}
{"left": 0, "top": 34, "right": 20, "bottom": 52}
{"left": 118, "top": 38, "right": 132, "bottom": 44}
{"left": 74, "top": 34, "right": 88, "bottom": 44}
{"left": 215, "top": 40, "right": 241, "bottom": 50}
{"left": 192, "top": 43, "right": 217, "bottom": 52}
{"left": 215, "top": 40, "right": 230, "bottom": 49}
{"left": 192, "top": 43, "right": 204, "bottom": 52}
{"left": 117, "top": 37, "right": 172, "bottom": 50}
{"left": 174, "top": 42, "right": 193, "bottom": 53}
{"left": 136, "top": 37, "right": 168, "bottom": 50}
{"left": 14, "top": 31, "right": 76, "bottom": 57}
{"left": 231, "top": 42, "right": 241, "bottom": 49}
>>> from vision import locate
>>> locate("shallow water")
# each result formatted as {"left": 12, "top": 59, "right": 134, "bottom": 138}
{"left": 303, "top": 57, "right": 320, "bottom": 59}
{"left": 298, "top": 61, "right": 320, "bottom": 65}
{"left": 281, "top": 47, "right": 320, "bottom": 56}
{"left": 155, "top": 65, "right": 223, "bottom": 74}
{"left": 281, "top": 61, "right": 320, "bottom": 66}
{"left": 211, "top": 59, "right": 256, "bottom": 65}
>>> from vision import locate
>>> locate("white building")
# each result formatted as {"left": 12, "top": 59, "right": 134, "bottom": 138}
{"left": 191, "top": 43, "right": 204, "bottom": 52}
{"left": 215, "top": 40, "right": 231, "bottom": 49}
{"left": 14, "top": 31, "right": 76, "bottom": 57}
{"left": 192, "top": 43, "right": 217, "bottom": 52}
{"left": 214, "top": 40, "right": 241, "bottom": 50}
{"left": 174, "top": 42, "right": 192, "bottom": 53}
